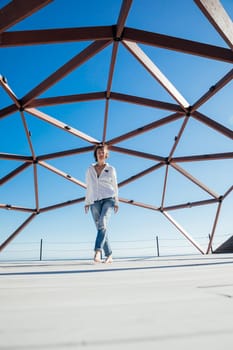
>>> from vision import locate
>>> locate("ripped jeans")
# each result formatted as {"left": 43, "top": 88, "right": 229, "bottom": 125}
{"left": 90, "top": 197, "right": 115, "bottom": 257}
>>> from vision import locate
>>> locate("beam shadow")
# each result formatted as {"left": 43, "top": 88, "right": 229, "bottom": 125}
{"left": 1, "top": 258, "right": 233, "bottom": 276}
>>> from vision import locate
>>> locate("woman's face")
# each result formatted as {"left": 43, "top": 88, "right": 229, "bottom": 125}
{"left": 96, "top": 147, "right": 107, "bottom": 162}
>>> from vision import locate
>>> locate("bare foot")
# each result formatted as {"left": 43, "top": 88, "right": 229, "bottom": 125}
{"left": 94, "top": 250, "right": 102, "bottom": 263}
{"left": 104, "top": 255, "right": 113, "bottom": 264}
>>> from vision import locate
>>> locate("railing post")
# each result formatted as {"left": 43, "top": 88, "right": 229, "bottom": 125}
{"left": 156, "top": 235, "right": 160, "bottom": 257}
{"left": 40, "top": 238, "right": 43, "bottom": 261}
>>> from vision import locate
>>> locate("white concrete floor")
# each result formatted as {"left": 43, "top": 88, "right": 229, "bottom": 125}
{"left": 0, "top": 254, "right": 233, "bottom": 350}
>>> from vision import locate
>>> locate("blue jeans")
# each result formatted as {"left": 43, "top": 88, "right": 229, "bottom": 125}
{"left": 90, "top": 198, "right": 115, "bottom": 257}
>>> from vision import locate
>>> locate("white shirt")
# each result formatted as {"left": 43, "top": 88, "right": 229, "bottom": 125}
{"left": 85, "top": 163, "right": 119, "bottom": 205}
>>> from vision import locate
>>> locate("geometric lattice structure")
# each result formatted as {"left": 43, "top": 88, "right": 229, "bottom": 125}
{"left": 1, "top": 0, "right": 232, "bottom": 256}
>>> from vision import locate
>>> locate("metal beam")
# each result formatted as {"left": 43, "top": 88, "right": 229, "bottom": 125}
{"left": 38, "top": 161, "right": 86, "bottom": 188}
{"left": 123, "top": 40, "right": 190, "bottom": 110}
{"left": 116, "top": 0, "right": 133, "bottom": 38}
{"left": 172, "top": 152, "right": 233, "bottom": 163}
{"left": 110, "top": 92, "right": 183, "bottom": 112}
{"left": 119, "top": 197, "right": 159, "bottom": 211}
{"left": 40, "top": 197, "right": 85, "bottom": 213}
{"left": 162, "top": 211, "right": 205, "bottom": 254}
{"left": 107, "top": 113, "right": 183, "bottom": 145}
{"left": 0, "top": 0, "right": 52, "bottom": 33}
{"left": 171, "top": 163, "right": 219, "bottom": 199}
{"left": 29, "top": 92, "right": 106, "bottom": 108}
{"left": 110, "top": 145, "right": 165, "bottom": 162}
{"left": 192, "top": 112, "right": 233, "bottom": 139}
{"left": 32, "top": 163, "right": 39, "bottom": 212}
{"left": 20, "top": 111, "right": 36, "bottom": 160}
{"left": 161, "top": 165, "right": 169, "bottom": 209}
{"left": 222, "top": 185, "right": 233, "bottom": 200}
{"left": 206, "top": 200, "right": 222, "bottom": 254}
{"left": 103, "top": 1, "right": 133, "bottom": 142}
{"left": 25, "top": 107, "right": 100, "bottom": 144}
{"left": 103, "top": 98, "right": 110, "bottom": 143}
{"left": 192, "top": 68, "right": 233, "bottom": 111}
{"left": 118, "top": 162, "right": 164, "bottom": 187}
{"left": 0, "top": 26, "right": 113, "bottom": 46}
{"left": 21, "top": 40, "right": 111, "bottom": 107}
{"left": 103, "top": 43, "right": 119, "bottom": 141}
{"left": 37, "top": 146, "right": 93, "bottom": 161}
{"left": 0, "top": 214, "right": 36, "bottom": 252}
{"left": 0, "top": 104, "right": 18, "bottom": 119}
{"left": 0, "top": 163, "right": 31, "bottom": 185}
{"left": 164, "top": 198, "right": 218, "bottom": 211}
{"left": 0, "top": 75, "right": 21, "bottom": 108}
{"left": 0, "top": 204, "right": 35, "bottom": 213}
{"left": 123, "top": 27, "right": 233, "bottom": 63}
{"left": 194, "top": 0, "right": 233, "bottom": 50}
{"left": 0, "top": 153, "right": 32, "bottom": 162}
{"left": 168, "top": 116, "right": 190, "bottom": 160}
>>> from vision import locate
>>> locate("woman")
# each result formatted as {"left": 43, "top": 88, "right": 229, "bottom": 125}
{"left": 85, "top": 144, "right": 119, "bottom": 263}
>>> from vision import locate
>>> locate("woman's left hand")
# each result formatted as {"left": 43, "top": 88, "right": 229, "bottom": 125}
{"left": 114, "top": 205, "right": 119, "bottom": 213}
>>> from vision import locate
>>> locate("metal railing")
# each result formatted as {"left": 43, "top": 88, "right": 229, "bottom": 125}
{"left": 0, "top": 234, "right": 231, "bottom": 261}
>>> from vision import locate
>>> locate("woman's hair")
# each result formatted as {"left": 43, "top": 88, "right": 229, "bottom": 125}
{"left": 94, "top": 143, "right": 109, "bottom": 161}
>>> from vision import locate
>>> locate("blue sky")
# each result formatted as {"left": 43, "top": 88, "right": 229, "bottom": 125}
{"left": 0, "top": 0, "right": 233, "bottom": 260}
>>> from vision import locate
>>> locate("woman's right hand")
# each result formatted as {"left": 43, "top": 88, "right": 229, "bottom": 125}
{"left": 85, "top": 205, "right": 89, "bottom": 213}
